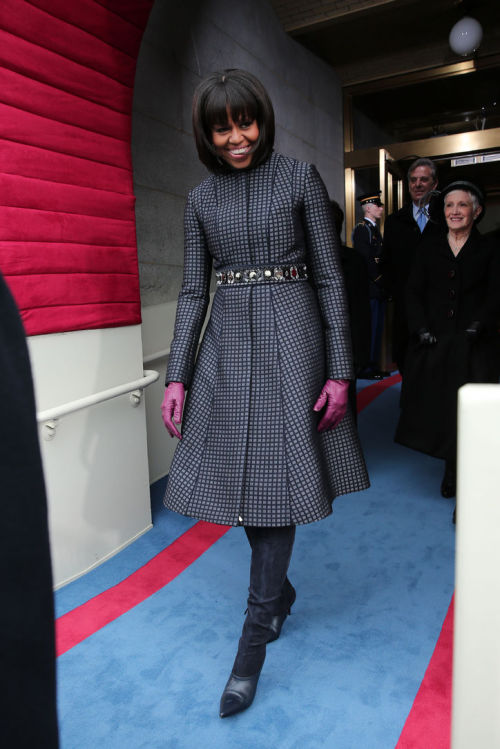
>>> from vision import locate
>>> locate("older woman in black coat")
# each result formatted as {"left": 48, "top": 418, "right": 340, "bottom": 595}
{"left": 395, "top": 181, "right": 500, "bottom": 519}
{"left": 161, "top": 69, "right": 369, "bottom": 716}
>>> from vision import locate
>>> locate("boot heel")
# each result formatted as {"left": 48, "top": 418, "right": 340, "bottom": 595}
{"left": 267, "top": 584, "right": 296, "bottom": 643}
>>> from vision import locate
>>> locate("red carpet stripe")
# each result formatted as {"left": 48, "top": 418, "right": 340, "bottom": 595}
{"left": 56, "top": 521, "right": 230, "bottom": 656}
{"left": 357, "top": 372, "right": 402, "bottom": 412}
{"left": 56, "top": 375, "right": 402, "bottom": 656}
{"left": 396, "top": 596, "right": 454, "bottom": 748}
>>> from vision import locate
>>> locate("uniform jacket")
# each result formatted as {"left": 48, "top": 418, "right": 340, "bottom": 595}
{"left": 395, "top": 227, "right": 500, "bottom": 460}
{"left": 352, "top": 218, "right": 385, "bottom": 300}
{"left": 164, "top": 152, "right": 369, "bottom": 527}
{"left": 383, "top": 200, "right": 442, "bottom": 368}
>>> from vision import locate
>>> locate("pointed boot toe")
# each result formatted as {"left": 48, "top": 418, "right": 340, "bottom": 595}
{"left": 440, "top": 477, "right": 456, "bottom": 499}
{"left": 219, "top": 671, "right": 261, "bottom": 718}
{"left": 440, "top": 462, "right": 456, "bottom": 499}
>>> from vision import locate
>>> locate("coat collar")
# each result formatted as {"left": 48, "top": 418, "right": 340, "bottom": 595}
{"left": 437, "top": 225, "right": 482, "bottom": 260}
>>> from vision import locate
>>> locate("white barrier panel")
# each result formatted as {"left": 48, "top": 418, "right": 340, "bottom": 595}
{"left": 29, "top": 325, "right": 153, "bottom": 588}
{"left": 452, "top": 383, "right": 500, "bottom": 748}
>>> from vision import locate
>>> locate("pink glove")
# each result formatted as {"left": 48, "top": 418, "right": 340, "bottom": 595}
{"left": 161, "top": 382, "right": 185, "bottom": 439}
{"left": 313, "top": 379, "right": 350, "bottom": 432}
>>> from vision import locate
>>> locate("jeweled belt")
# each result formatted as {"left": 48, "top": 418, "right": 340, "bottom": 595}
{"left": 216, "top": 263, "right": 308, "bottom": 285}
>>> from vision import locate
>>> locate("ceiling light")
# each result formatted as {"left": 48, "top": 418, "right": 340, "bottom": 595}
{"left": 449, "top": 16, "right": 483, "bottom": 56}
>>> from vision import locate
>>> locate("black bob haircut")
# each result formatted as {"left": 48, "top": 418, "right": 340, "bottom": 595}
{"left": 192, "top": 69, "right": 275, "bottom": 174}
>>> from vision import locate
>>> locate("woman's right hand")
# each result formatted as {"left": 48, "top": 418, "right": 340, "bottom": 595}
{"left": 417, "top": 328, "right": 437, "bottom": 346}
{"left": 161, "top": 382, "right": 185, "bottom": 439}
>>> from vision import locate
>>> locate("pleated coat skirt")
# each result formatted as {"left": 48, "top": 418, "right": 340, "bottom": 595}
{"left": 164, "top": 152, "right": 370, "bottom": 526}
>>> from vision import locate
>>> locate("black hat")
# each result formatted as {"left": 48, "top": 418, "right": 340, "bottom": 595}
{"left": 357, "top": 191, "right": 383, "bottom": 207}
{"left": 441, "top": 180, "right": 485, "bottom": 222}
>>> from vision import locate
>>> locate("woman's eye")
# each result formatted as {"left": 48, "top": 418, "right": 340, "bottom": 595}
{"left": 214, "top": 126, "right": 229, "bottom": 133}
{"left": 240, "top": 121, "right": 253, "bottom": 129}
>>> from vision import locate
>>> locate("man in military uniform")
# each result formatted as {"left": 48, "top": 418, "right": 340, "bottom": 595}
{"left": 330, "top": 201, "right": 371, "bottom": 422}
{"left": 352, "top": 191, "right": 389, "bottom": 379}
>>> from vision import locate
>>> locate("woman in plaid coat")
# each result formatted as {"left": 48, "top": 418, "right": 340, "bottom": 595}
{"left": 161, "top": 70, "right": 369, "bottom": 717}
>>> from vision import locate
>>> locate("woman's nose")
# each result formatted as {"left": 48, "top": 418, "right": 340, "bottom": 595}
{"left": 228, "top": 127, "right": 243, "bottom": 142}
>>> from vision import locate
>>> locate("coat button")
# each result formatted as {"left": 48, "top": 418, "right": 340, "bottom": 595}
{"left": 449, "top": 289, "right": 456, "bottom": 299}
{"left": 447, "top": 309, "right": 455, "bottom": 318}
{"left": 448, "top": 269, "right": 456, "bottom": 279}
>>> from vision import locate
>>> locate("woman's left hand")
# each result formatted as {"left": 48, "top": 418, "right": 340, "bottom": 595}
{"left": 313, "top": 379, "right": 350, "bottom": 432}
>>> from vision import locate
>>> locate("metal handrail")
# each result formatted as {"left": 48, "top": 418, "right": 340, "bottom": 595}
{"left": 37, "top": 370, "right": 159, "bottom": 432}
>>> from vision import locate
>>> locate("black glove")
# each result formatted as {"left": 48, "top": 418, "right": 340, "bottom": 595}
{"left": 417, "top": 328, "right": 437, "bottom": 346}
{"left": 464, "top": 321, "right": 483, "bottom": 341}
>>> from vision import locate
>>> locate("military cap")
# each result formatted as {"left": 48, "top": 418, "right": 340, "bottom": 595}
{"left": 357, "top": 191, "right": 383, "bottom": 207}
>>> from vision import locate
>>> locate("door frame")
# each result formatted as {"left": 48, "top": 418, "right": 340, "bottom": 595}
{"left": 343, "top": 55, "right": 500, "bottom": 242}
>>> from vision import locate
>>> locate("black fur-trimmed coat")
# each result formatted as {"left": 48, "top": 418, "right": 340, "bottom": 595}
{"left": 396, "top": 227, "right": 500, "bottom": 460}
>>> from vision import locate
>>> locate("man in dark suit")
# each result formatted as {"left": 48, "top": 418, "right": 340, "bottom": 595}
{"left": 352, "top": 191, "right": 389, "bottom": 379}
{"left": 0, "top": 272, "right": 59, "bottom": 747}
{"left": 383, "top": 158, "right": 441, "bottom": 375}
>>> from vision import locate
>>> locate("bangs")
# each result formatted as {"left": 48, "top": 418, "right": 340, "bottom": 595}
{"left": 192, "top": 69, "right": 275, "bottom": 173}
{"left": 202, "top": 80, "right": 259, "bottom": 130}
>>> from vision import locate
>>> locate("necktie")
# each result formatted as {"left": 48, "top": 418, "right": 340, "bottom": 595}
{"left": 417, "top": 208, "right": 427, "bottom": 233}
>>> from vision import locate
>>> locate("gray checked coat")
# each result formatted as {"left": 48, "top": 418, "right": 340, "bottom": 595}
{"left": 164, "top": 151, "right": 370, "bottom": 526}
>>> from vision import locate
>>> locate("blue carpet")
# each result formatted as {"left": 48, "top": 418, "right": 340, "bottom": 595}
{"left": 56, "top": 380, "right": 455, "bottom": 748}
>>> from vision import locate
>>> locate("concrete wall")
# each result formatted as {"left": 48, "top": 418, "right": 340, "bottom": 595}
{"left": 132, "top": 0, "right": 345, "bottom": 482}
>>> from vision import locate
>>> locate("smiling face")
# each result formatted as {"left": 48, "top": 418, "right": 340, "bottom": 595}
{"left": 444, "top": 189, "right": 482, "bottom": 233}
{"left": 211, "top": 110, "right": 260, "bottom": 170}
{"left": 408, "top": 165, "right": 438, "bottom": 205}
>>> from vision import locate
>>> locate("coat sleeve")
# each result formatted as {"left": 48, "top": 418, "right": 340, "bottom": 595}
{"left": 165, "top": 189, "right": 212, "bottom": 387}
{"left": 352, "top": 223, "right": 372, "bottom": 264}
{"left": 405, "top": 246, "right": 430, "bottom": 335}
{"left": 381, "top": 214, "right": 397, "bottom": 295}
{"left": 475, "top": 237, "right": 500, "bottom": 332}
{"left": 352, "top": 223, "right": 383, "bottom": 285}
{"left": 302, "top": 164, "right": 354, "bottom": 380}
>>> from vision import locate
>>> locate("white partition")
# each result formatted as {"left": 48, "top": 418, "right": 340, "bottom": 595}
{"left": 452, "top": 383, "right": 500, "bottom": 748}
{"left": 141, "top": 296, "right": 215, "bottom": 484}
{"left": 29, "top": 325, "right": 153, "bottom": 588}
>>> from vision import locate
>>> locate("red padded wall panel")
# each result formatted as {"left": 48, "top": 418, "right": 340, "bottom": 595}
{"left": 2, "top": 0, "right": 138, "bottom": 85}
{"left": 0, "top": 0, "right": 154, "bottom": 335}
{"left": 1, "top": 174, "right": 135, "bottom": 219}
{"left": 0, "top": 67, "right": 131, "bottom": 140}
{"left": 27, "top": 0, "right": 145, "bottom": 54}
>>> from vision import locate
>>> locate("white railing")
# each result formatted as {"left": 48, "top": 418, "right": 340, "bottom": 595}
{"left": 143, "top": 348, "right": 169, "bottom": 364}
{"left": 37, "top": 369, "right": 159, "bottom": 440}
